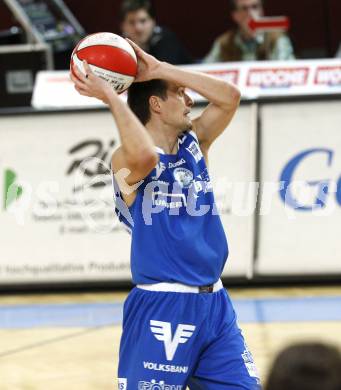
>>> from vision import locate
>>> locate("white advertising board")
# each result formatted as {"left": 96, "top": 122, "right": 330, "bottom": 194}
{"left": 185, "top": 59, "right": 341, "bottom": 100}
{"left": 0, "top": 105, "right": 256, "bottom": 284}
{"left": 256, "top": 100, "right": 341, "bottom": 275}
{"left": 0, "top": 111, "right": 131, "bottom": 283}
{"left": 32, "top": 59, "right": 341, "bottom": 109}
{"left": 32, "top": 71, "right": 106, "bottom": 109}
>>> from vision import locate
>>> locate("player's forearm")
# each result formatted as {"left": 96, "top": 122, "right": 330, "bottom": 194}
{"left": 157, "top": 63, "right": 241, "bottom": 108}
{"left": 105, "top": 89, "right": 156, "bottom": 163}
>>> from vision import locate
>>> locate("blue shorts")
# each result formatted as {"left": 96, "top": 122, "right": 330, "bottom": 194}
{"left": 118, "top": 283, "right": 261, "bottom": 390}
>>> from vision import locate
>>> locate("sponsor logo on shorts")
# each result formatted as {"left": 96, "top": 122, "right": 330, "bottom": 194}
{"left": 242, "top": 344, "right": 260, "bottom": 379}
{"left": 118, "top": 377, "right": 127, "bottom": 390}
{"left": 138, "top": 379, "right": 183, "bottom": 389}
{"left": 150, "top": 320, "right": 196, "bottom": 361}
{"left": 143, "top": 361, "right": 188, "bottom": 374}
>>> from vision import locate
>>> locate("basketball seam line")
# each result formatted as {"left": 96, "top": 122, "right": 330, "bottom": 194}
{"left": 76, "top": 45, "right": 137, "bottom": 75}
{"left": 80, "top": 62, "right": 135, "bottom": 78}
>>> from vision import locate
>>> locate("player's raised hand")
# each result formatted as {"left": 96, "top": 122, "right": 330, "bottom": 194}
{"left": 70, "top": 61, "right": 114, "bottom": 104}
{"left": 126, "top": 38, "right": 161, "bottom": 82}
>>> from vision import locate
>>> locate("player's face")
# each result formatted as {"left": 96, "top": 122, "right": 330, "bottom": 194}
{"left": 232, "top": 0, "right": 263, "bottom": 38}
{"left": 121, "top": 9, "right": 155, "bottom": 46}
{"left": 160, "top": 83, "right": 194, "bottom": 131}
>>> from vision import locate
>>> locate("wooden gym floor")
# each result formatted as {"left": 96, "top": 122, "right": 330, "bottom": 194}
{"left": 1, "top": 285, "right": 341, "bottom": 389}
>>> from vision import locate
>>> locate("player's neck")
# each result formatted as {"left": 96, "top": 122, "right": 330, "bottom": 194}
{"left": 146, "top": 120, "right": 181, "bottom": 155}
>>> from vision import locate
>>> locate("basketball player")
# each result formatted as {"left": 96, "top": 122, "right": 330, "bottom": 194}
{"left": 71, "top": 39, "right": 261, "bottom": 389}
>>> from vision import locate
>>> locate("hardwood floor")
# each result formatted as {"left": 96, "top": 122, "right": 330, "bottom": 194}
{"left": 1, "top": 287, "right": 341, "bottom": 389}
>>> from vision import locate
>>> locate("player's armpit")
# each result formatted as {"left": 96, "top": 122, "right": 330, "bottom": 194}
{"left": 192, "top": 90, "right": 240, "bottom": 150}
{"left": 111, "top": 146, "right": 158, "bottom": 205}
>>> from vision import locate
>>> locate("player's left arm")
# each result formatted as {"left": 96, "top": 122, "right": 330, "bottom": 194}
{"left": 128, "top": 39, "right": 241, "bottom": 155}
{"left": 158, "top": 65, "right": 241, "bottom": 155}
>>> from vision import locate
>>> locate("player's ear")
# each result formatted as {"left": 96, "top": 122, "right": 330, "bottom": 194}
{"left": 149, "top": 96, "right": 162, "bottom": 114}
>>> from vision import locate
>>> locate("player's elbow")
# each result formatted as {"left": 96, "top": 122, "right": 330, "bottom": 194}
{"left": 231, "top": 85, "right": 241, "bottom": 104}
{"left": 221, "top": 83, "right": 241, "bottom": 110}
{"left": 127, "top": 150, "right": 159, "bottom": 175}
{"left": 142, "top": 150, "right": 159, "bottom": 172}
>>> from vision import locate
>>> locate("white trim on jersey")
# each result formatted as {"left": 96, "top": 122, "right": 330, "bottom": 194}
{"left": 188, "top": 130, "right": 199, "bottom": 143}
{"left": 154, "top": 146, "right": 165, "bottom": 154}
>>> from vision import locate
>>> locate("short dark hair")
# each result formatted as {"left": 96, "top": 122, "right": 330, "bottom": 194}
{"left": 127, "top": 79, "right": 168, "bottom": 125}
{"left": 266, "top": 343, "right": 341, "bottom": 390}
{"left": 120, "top": 0, "right": 156, "bottom": 22}
{"left": 229, "top": 0, "right": 263, "bottom": 11}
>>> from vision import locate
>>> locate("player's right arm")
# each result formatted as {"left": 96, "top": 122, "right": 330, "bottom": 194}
{"left": 70, "top": 62, "right": 158, "bottom": 205}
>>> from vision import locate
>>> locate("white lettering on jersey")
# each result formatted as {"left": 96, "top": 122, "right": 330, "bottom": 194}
{"left": 152, "top": 191, "right": 187, "bottom": 209}
{"left": 186, "top": 141, "right": 203, "bottom": 163}
{"left": 152, "top": 162, "right": 166, "bottom": 180}
{"left": 168, "top": 158, "right": 186, "bottom": 169}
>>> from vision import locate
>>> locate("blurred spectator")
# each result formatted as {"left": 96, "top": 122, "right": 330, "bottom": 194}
{"left": 265, "top": 342, "right": 341, "bottom": 390}
{"left": 120, "top": 0, "right": 193, "bottom": 65}
{"left": 204, "top": 0, "right": 295, "bottom": 62}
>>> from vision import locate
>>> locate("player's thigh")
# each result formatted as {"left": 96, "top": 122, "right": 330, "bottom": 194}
{"left": 118, "top": 288, "right": 206, "bottom": 389}
{"left": 188, "top": 330, "right": 261, "bottom": 389}
{"left": 188, "top": 292, "right": 261, "bottom": 390}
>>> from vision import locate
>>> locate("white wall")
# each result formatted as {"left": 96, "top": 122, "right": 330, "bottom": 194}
{"left": 256, "top": 101, "right": 341, "bottom": 275}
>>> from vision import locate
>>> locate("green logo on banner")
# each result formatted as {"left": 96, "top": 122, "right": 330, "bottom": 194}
{"left": 3, "top": 169, "right": 23, "bottom": 210}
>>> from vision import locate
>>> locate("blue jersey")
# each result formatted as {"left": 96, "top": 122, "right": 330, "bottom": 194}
{"left": 113, "top": 131, "right": 228, "bottom": 286}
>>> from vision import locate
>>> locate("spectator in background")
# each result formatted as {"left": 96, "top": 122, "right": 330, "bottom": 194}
{"left": 120, "top": 0, "right": 193, "bottom": 65}
{"left": 265, "top": 343, "right": 341, "bottom": 390}
{"left": 204, "top": 0, "right": 295, "bottom": 63}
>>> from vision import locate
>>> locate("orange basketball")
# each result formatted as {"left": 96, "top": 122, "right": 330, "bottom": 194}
{"left": 71, "top": 32, "right": 138, "bottom": 94}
